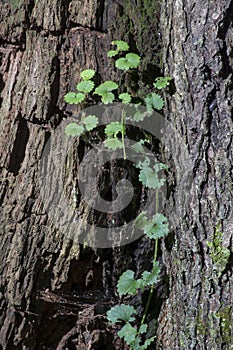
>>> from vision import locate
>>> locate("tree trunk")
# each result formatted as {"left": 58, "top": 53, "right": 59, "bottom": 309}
{"left": 157, "top": 1, "right": 233, "bottom": 349}
{"left": 0, "top": 1, "right": 161, "bottom": 349}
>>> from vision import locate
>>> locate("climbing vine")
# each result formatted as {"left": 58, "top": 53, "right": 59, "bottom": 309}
{"left": 64, "top": 39, "right": 171, "bottom": 349}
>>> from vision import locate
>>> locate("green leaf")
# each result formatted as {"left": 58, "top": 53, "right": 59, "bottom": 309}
{"left": 133, "top": 111, "right": 146, "bottom": 121}
{"left": 139, "top": 167, "right": 164, "bottom": 189}
{"left": 117, "top": 270, "right": 139, "bottom": 296}
{"left": 105, "top": 122, "right": 124, "bottom": 137}
{"left": 107, "top": 304, "right": 136, "bottom": 323}
{"left": 104, "top": 137, "right": 123, "bottom": 150}
{"left": 118, "top": 323, "right": 137, "bottom": 345}
{"left": 80, "top": 69, "right": 95, "bottom": 80}
{"left": 139, "top": 324, "right": 148, "bottom": 334}
{"left": 119, "top": 92, "right": 131, "bottom": 104}
{"left": 112, "top": 40, "right": 129, "bottom": 51}
{"left": 83, "top": 115, "right": 98, "bottom": 131}
{"left": 116, "top": 53, "right": 141, "bottom": 70}
{"left": 115, "top": 57, "right": 131, "bottom": 70}
{"left": 144, "top": 213, "right": 169, "bottom": 239}
{"left": 153, "top": 76, "right": 171, "bottom": 89}
{"left": 126, "top": 53, "right": 141, "bottom": 68}
{"left": 65, "top": 122, "right": 84, "bottom": 137}
{"left": 107, "top": 50, "right": 118, "bottom": 57}
{"left": 101, "top": 91, "right": 115, "bottom": 104}
{"left": 145, "top": 93, "right": 164, "bottom": 111}
{"left": 144, "top": 336, "right": 156, "bottom": 349}
{"left": 141, "top": 262, "right": 161, "bottom": 287}
{"left": 76, "top": 80, "right": 94, "bottom": 93}
{"left": 94, "top": 81, "right": 119, "bottom": 94}
{"left": 132, "top": 140, "right": 146, "bottom": 154}
{"left": 64, "top": 92, "right": 85, "bottom": 104}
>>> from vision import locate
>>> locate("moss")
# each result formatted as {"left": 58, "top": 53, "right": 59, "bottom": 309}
{"left": 207, "top": 225, "right": 230, "bottom": 275}
{"left": 216, "top": 305, "right": 233, "bottom": 346}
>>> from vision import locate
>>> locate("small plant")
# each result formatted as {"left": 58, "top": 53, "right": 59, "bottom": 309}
{"left": 64, "top": 40, "right": 171, "bottom": 348}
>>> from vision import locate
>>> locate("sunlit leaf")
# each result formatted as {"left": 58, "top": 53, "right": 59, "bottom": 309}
{"left": 107, "top": 50, "right": 118, "bottom": 57}
{"left": 107, "top": 304, "right": 136, "bottom": 323}
{"left": 144, "top": 213, "right": 169, "bottom": 239}
{"left": 94, "top": 81, "right": 118, "bottom": 94}
{"left": 83, "top": 115, "right": 98, "bottom": 131}
{"left": 119, "top": 92, "right": 131, "bottom": 104}
{"left": 115, "top": 57, "right": 131, "bottom": 70}
{"left": 65, "top": 122, "right": 84, "bottom": 136}
{"left": 80, "top": 69, "right": 95, "bottom": 80}
{"left": 76, "top": 80, "right": 94, "bottom": 93}
{"left": 145, "top": 93, "right": 164, "bottom": 111}
{"left": 126, "top": 53, "right": 141, "bottom": 68}
{"left": 101, "top": 92, "right": 115, "bottom": 104}
{"left": 118, "top": 323, "right": 137, "bottom": 345}
{"left": 153, "top": 76, "right": 171, "bottom": 89}
{"left": 104, "top": 137, "right": 123, "bottom": 150}
{"left": 64, "top": 92, "right": 85, "bottom": 104}
{"left": 112, "top": 40, "right": 129, "bottom": 51}
{"left": 105, "top": 122, "right": 123, "bottom": 137}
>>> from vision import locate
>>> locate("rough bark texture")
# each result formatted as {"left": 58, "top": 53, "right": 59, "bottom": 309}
{"left": 157, "top": 1, "right": 233, "bottom": 349}
{"left": 0, "top": 0, "right": 161, "bottom": 349}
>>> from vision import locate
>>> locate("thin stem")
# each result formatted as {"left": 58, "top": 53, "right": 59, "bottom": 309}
{"left": 121, "top": 108, "right": 126, "bottom": 159}
{"left": 140, "top": 189, "right": 159, "bottom": 326}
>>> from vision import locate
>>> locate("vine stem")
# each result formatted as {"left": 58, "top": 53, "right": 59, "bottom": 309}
{"left": 140, "top": 189, "right": 159, "bottom": 326}
{"left": 121, "top": 108, "right": 126, "bottom": 160}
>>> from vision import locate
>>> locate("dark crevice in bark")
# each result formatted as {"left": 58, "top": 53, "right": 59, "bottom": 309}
{"left": 8, "top": 115, "right": 29, "bottom": 176}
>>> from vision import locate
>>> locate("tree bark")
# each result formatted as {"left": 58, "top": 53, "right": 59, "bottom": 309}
{"left": 0, "top": 0, "right": 161, "bottom": 349}
{"left": 157, "top": 1, "right": 233, "bottom": 349}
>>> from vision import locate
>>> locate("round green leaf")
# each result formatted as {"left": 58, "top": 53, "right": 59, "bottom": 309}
{"left": 101, "top": 92, "right": 115, "bottom": 104}
{"left": 65, "top": 122, "right": 84, "bottom": 137}
{"left": 104, "top": 137, "right": 123, "bottom": 150}
{"left": 76, "top": 80, "right": 94, "bottom": 93}
{"left": 83, "top": 115, "right": 98, "bottom": 131}
{"left": 94, "top": 81, "right": 119, "bottom": 94}
{"left": 80, "top": 69, "right": 95, "bottom": 80}
{"left": 126, "top": 53, "right": 141, "bottom": 68}
{"left": 107, "top": 50, "right": 118, "bottom": 57}
{"left": 117, "top": 270, "right": 139, "bottom": 296}
{"left": 115, "top": 57, "right": 131, "bottom": 70}
{"left": 119, "top": 92, "right": 131, "bottom": 104}
{"left": 64, "top": 92, "right": 85, "bottom": 104}
{"left": 145, "top": 93, "right": 164, "bottom": 111}
{"left": 106, "top": 304, "right": 136, "bottom": 323}
{"left": 112, "top": 40, "right": 129, "bottom": 51}
{"left": 105, "top": 122, "right": 123, "bottom": 137}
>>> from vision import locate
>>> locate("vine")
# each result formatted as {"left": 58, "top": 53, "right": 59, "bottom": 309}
{"left": 64, "top": 40, "right": 171, "bottom": 349}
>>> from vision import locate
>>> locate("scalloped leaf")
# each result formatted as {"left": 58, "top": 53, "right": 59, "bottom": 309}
{"left": 125, "top": 53, "right": 141, "bottom": 68}
{"left": 83, "top": 115, "right": 98, "bottom": 131}
{"left": 94, "top": 81, "right": 119, "bottom": 94}
{"left": 104, "top": 137, "right": 123, "bottom": 150}
{"left": 112, "top": 40, "right": 129, "bottom": 51}
{"left": 64, "top": 92, "right": 85, "bottom": 104}
{"left": 133, "top": 110, "right": 146, "bottom": 121}
{"left": 143, "top": 213, "right": 169, "bottom": 239}
{"left": 141, "top": 262, "right": 161, "bottom": 287}
{"left": 145, "top": 93, "right": 164, "bottom": 111}
{"left": 107, "top": 304, "right": 136, "bottom": 323}
{"left": 119, "top": 92, "right": 131, "bottom": 104}
{"left": 115, "top": 57, "right": 131, "bottom": 70}
{"left": 76, "top": 80, "right": 94, "bottom": 93}
{"left": 101, "top": 91, "right": 115, "bottom": 104}
{"left": 65, "top": 122, "right": 84, "bottom": 137}
{"left": 118, "top": 323, "right": 137, "bottom": 345}
{"left": 117, "top": 270, "right": 139, "bottom": 296}
{"left": 153, "top": 76, "right": 171, "bottom": 89}
{"left": 139, "top": 166, "right": 164, "bottom": 189}
{"left": 107, "top": 50, "right": 118, "bottom": 57}
{"left": 80, "top": 69, "right": 95, "bottom": 80}
{"left": 105, "top": 122, "right": 124, "bottom": 137}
